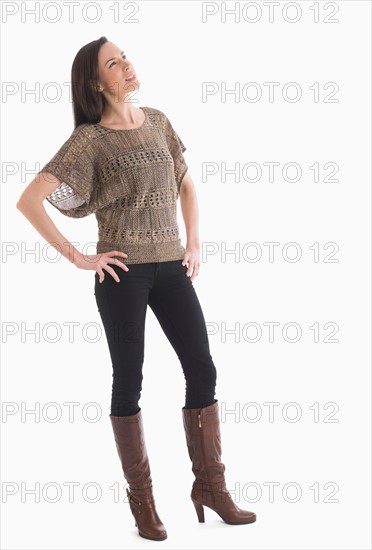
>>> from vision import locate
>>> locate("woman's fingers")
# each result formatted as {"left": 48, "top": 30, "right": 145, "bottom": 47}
{"left": 109, "top": 250, "right": 128, "bottom": 259}
{"left": 102, "top": 264, "right": 120, "bottom": 283}
{"left": 96, "top": 251, "right": 130, "bottom": 283}
{"left": 108, "top": 251, "right": 129, "bottom": 274}
{"left": 97, "top": 267, "right": 105, "bottom": 283}
{"left": 104, "top": 251, "right": 129, "bottom": 281}
{"left": 190, "top": 265, "right": 200, "bottom": 282}
{"left": 106, "top": 258, "right": 129, "bottom": 272}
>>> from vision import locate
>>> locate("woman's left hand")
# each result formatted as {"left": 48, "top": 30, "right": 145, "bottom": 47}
{"left": 182, "top": 245, "right": 201, "bottom": 282}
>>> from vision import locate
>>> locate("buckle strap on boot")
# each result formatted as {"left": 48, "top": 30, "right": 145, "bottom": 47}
{"left": 126, "top": 488, "right": 156, "bottom": 511}
{"left": 126, "top": 488, "right": 143, "bottom": 516}
{"left": 110, "top": 411, "right": 167, "bottom": 540}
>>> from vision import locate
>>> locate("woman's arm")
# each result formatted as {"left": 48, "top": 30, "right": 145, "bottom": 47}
{"left": 16, "top": 172, "right": 86, "bottom": 266}
{"left": 179, "top": 171, "right": 201, "bottom": 279}
{"left": 16, "top": 173, "right": 128, "bottom": 281}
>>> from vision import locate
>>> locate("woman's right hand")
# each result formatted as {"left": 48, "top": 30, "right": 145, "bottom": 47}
{"left": 75, "top": 250, "right": 129, "bottom": 283}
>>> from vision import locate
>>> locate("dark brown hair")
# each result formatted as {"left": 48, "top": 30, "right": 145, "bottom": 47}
{"left": 71, "top": 36, "right": 108, "bottom": 128}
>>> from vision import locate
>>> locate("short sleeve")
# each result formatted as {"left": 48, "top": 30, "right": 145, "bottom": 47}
{"left": 163, "top": 114, "right": 188, "bottom": 193}
{"left": 36, "top": 125, "right": 97, "bottom": 218}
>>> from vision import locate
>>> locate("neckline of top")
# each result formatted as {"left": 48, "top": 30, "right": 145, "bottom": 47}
{"left": 96, "top": 107, "right": 148, "bottom": 132}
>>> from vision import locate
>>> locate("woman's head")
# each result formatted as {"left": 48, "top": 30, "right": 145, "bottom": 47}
{"left": 71, "top": 37, "right": 139, "bottom": 128}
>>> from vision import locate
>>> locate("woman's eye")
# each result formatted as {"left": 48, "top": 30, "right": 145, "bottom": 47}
{"left": 109, "top": 55, "right": 126, "bottom": 68}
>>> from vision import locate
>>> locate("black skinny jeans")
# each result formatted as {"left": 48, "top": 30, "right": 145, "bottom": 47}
{"left": 94, "top": 259, "right": 217, "bottom": 416}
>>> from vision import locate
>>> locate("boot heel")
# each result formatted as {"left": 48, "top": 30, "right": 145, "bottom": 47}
{"left": 192, "top": 500, "right": 205, "bottom": 523}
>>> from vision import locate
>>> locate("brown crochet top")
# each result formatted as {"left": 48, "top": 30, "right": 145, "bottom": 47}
{"left": 37, "top": 106, "right": 188, "bottom": 264}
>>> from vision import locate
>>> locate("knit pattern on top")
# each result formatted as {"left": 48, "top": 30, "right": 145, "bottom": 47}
{"left": 37, "top": 106, "right": 188, "bottom": 264}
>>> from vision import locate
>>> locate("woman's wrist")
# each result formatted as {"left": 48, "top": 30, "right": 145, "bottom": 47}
{"left": 71, "top": 250, "right": 85, "bottom": 267}
{"left": 186, "top": 239, "right": 200, "bottom": 249}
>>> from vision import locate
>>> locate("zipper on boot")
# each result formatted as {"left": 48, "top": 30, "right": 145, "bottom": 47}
{"left": 197, "top": 409, "right": 208, "bottom": 500}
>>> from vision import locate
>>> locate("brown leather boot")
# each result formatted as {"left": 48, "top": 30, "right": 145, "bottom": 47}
{"left": 182, "top": 399, "right": 257, "bottom": 525}
{"left": 110, "top": 409, "right": 167, "bottom": 541}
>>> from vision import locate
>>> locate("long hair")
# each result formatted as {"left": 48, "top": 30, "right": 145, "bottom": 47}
{"left": 71, "top": 36, "right": 109, "bottom": 128}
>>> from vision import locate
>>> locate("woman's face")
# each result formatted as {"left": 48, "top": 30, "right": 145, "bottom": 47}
{"left": 96, "top": 41, "right": 139, "bottom": 96}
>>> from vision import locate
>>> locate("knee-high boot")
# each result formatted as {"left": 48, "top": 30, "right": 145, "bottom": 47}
{"left": 110, "top": 409, "right": 167, "bottom": 541}
{"left": 182, "top": 399, "right": 257, "bottom": 525}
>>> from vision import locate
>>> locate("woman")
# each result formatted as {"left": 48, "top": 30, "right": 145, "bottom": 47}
{"left": 16, "top": 36, "right": 257, "bottom": 541}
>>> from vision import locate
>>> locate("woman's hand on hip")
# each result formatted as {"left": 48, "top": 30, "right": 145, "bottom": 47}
{"left": 182, "top": 244, "right": 201, "bottom": 282}
{"left": 74, "top": 250, "right": 129, "bottom": 283}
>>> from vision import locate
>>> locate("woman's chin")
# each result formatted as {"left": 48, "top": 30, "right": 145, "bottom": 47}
{"left": 123, "top": 80, "right": 140, "bottom": 91}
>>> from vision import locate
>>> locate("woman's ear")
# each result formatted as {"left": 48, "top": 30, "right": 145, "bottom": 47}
{"left": 89, "top": 79, "right": 103, "bottom": 92}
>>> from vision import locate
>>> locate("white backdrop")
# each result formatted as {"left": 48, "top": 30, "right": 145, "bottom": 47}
{"left": 1, "top": 1, "right": 371, "bottom": 549}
